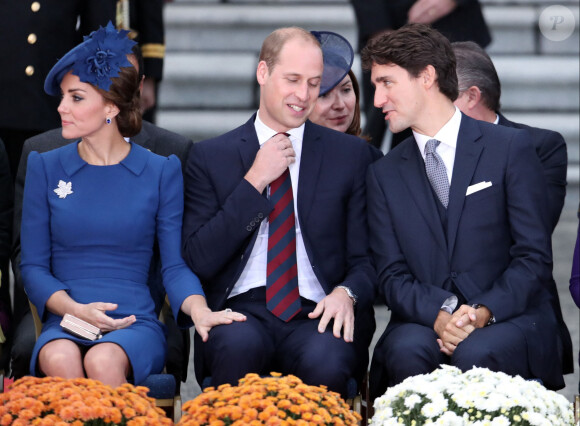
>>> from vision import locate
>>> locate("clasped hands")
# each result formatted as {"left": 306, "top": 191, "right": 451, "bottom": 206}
{"left": 434, "top": 304, "right": 491, "bottom": 355}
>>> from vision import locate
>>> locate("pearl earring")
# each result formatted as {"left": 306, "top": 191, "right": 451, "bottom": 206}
{"left": 106, "top": 117, "right": 111, "bottom": 125}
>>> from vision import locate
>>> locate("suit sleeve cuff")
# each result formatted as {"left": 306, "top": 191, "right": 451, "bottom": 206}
{"left": 440, "top": 295, "right": 458, "bottom": 313}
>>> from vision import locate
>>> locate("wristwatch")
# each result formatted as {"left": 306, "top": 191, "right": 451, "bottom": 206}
{"left": 335, "top": 285, "right": 357, "bottom": 305}
{"left": 471, "top": 304, "right": 496, "bottom": 326}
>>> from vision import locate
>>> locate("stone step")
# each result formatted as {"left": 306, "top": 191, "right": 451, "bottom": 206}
{"left": 164, "top": 3, "right": 579, "bottom": 55}
{"left": 160, "top": 53, "right": 258, "bottom": 109}
{"left": 165, "top": 3, "right": 357, "bottom": 53}
{"left": 492, "top": 56, "right": 579, "bottom": 112}
{"left": 158, "top": 53, "right": 580, "bottom": 111}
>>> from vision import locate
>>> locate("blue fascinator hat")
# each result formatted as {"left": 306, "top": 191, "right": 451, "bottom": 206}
{"left": 311, "top": 31, "right": 354, "bottom": 96}
{"left": 44, "top": 21, "right": 137, "bottom": 97}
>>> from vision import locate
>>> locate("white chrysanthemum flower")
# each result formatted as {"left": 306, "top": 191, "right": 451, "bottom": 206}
{"left": 479, "top": 393, "right": 507, "bottom": 412}
{"left": 421, "top": 402, "right": 444, "bottom": 419}
{"left": 370, "top": 367, "right": 574, "bottom": 425}
{"left": 404, "top": 393, "right": 422, "bottom": 409}
{"left": 434, "top": 411, "right": 465, "bottom": 426}
{"left": 453, "top": 393, "right": 475, "bottom": 409}
{"left": 524, "top": 411, "right": 551, "bottom": 426}
{"left": 490, "top": 415, "right": 510, "bottom": 426}
{"left": 469, "top": 421, "right": 490, "bottom": 426}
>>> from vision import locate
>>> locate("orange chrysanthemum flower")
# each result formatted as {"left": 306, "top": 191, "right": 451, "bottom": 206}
{"left": 0, "top": 376, "right": 171, "bottom": 425}
{"left": 178, "top": 373, "right": 360, "bottom": 426}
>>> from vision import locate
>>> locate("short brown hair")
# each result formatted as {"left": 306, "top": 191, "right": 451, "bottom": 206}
{"left": 361, "top": 24, "right": 458, "bottom": 102}
{"left": 259, "top": 27, "right": 320, "bottom": 73}
{"left": 98, "top": 61, "right": 142, "bottom": 137}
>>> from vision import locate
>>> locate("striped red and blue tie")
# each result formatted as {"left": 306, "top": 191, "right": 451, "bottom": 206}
{"left": 266, "top": 167, "right": 301, "bottom": 321}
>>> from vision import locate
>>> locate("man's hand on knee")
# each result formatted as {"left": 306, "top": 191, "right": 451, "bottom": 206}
{"left": 308, "top": 289, "right": 355, "bottom": 342}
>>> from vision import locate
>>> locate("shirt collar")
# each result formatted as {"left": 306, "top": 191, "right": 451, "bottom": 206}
{"left": 254, "top": 110, "right": 305, "bottom": 147}
{"left": 413, "top": 106, "right": 462, "bottom": 158}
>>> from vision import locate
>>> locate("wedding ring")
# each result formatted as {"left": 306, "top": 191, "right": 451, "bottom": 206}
{"left": 225, "top": 308, "right": 232, "bottom": 313}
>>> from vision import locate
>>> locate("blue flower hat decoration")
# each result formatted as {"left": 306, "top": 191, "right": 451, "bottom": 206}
{"left": 44, "top": 21, "right": 137, "bottom": 96}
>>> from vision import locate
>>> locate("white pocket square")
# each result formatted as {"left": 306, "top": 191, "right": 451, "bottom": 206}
{"left": 466, "top": 181, "right": 492, "bottom": 196}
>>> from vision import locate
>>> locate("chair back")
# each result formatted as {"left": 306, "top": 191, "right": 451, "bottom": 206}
{"left": 29, "top": 301, "right": 42, "bottom": 340}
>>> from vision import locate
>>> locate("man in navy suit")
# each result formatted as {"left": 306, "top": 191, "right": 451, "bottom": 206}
{"left": 181, "top": 27, "right": 376, "bottom": 396}
{"left": 362, "top": 24, "right": 570, "bottom": 400}
{"left": 452, "top": 41, "right": 568, "bottom": 233}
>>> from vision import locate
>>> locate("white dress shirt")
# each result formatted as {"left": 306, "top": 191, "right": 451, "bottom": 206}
{"left": 413, "top": 106, "right": 463, "bottom": 312}
{"left": 412, "top": 106, "right": 463, "bottom": 184}
{"left": 228, "top": 111, "right": 326, "bottom": 303}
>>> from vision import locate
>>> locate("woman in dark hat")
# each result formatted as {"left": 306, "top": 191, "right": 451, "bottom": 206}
{"left": 309, "top": 31, "right": 367, "bottom": 140}
{"left": 20, "top": 22, "right": 245, "bottom": 387}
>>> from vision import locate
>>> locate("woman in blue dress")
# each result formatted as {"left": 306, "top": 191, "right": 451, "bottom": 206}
{"left": 20, "top": 23, "right": 245, "bottom": 387}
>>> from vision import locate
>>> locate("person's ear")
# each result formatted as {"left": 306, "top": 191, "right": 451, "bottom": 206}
{"left": 420, "top": 65, "right": 437, "bottom": 89}
{"left": 464, "top": 86, "right": 483, "bottom": 109}
{"left": 105, "top": 102, "right": 120, "bottom": 119}
{"left": 256, "top": 61, "right": 269, "bottom": 86}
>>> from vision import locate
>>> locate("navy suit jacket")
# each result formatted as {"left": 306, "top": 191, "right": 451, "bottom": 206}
{"left": 182, "top": 116, "right": 377, "bottom": 308}
{"left": 498, "top": 113, "right": 567, "bottom": 233}
{"left": 182, "top": 115, "right": 378, "bottom": 379}
{"left": 367, "top": 114, "right": 568, "bottom": 389}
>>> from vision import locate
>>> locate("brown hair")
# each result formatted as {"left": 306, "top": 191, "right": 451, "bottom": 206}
{"left": 97, "top": 60, "right": 142, "bottom": 137}
{"left": 361, "top": 24, "right": 458, "bottom": 102}
{"left": 259, "top": 27, "right": 320, "bottom": 73}
{"left": 345, "top": 70, "right": 362, "bottom": 138}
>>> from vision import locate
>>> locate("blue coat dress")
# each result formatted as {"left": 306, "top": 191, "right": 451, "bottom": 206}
{"left": 21, "top": 141, "right": 202, "bottom": 384}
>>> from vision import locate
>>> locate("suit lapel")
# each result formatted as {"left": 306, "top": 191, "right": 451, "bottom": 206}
{"left": 398, "top": 140, "right": 447, "bottom": 253}
{"left": 297, "top": 121, "right": 324, "bottom": 223}
{"left": 446, "top": 115, "right": 484, "bottom": 259}
{"left": 238, "top": 115, "right": 261, "bottom": 173}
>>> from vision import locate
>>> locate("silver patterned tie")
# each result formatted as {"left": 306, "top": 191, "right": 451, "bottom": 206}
{"left": 424, "top": 139, "right": 449, "bottom": 208}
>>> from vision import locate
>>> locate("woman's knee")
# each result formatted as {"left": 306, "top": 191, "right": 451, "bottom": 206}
{"left": 39, "top": 339, "right": 83, "bottom": 377}
{"left": 84, "top": 343, "right": 130, "bottom": 380}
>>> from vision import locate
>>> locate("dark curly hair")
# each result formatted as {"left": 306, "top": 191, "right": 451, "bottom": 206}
{"left": 361, "top": 23, "right": 458, "bottom": 102}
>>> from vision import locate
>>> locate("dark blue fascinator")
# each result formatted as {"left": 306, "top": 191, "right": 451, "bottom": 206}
{"left": 311, "top": 31, "right": 354, "bottom": 96}
{"left": 44, "top": 21, "right": 137, "bottom": 96}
